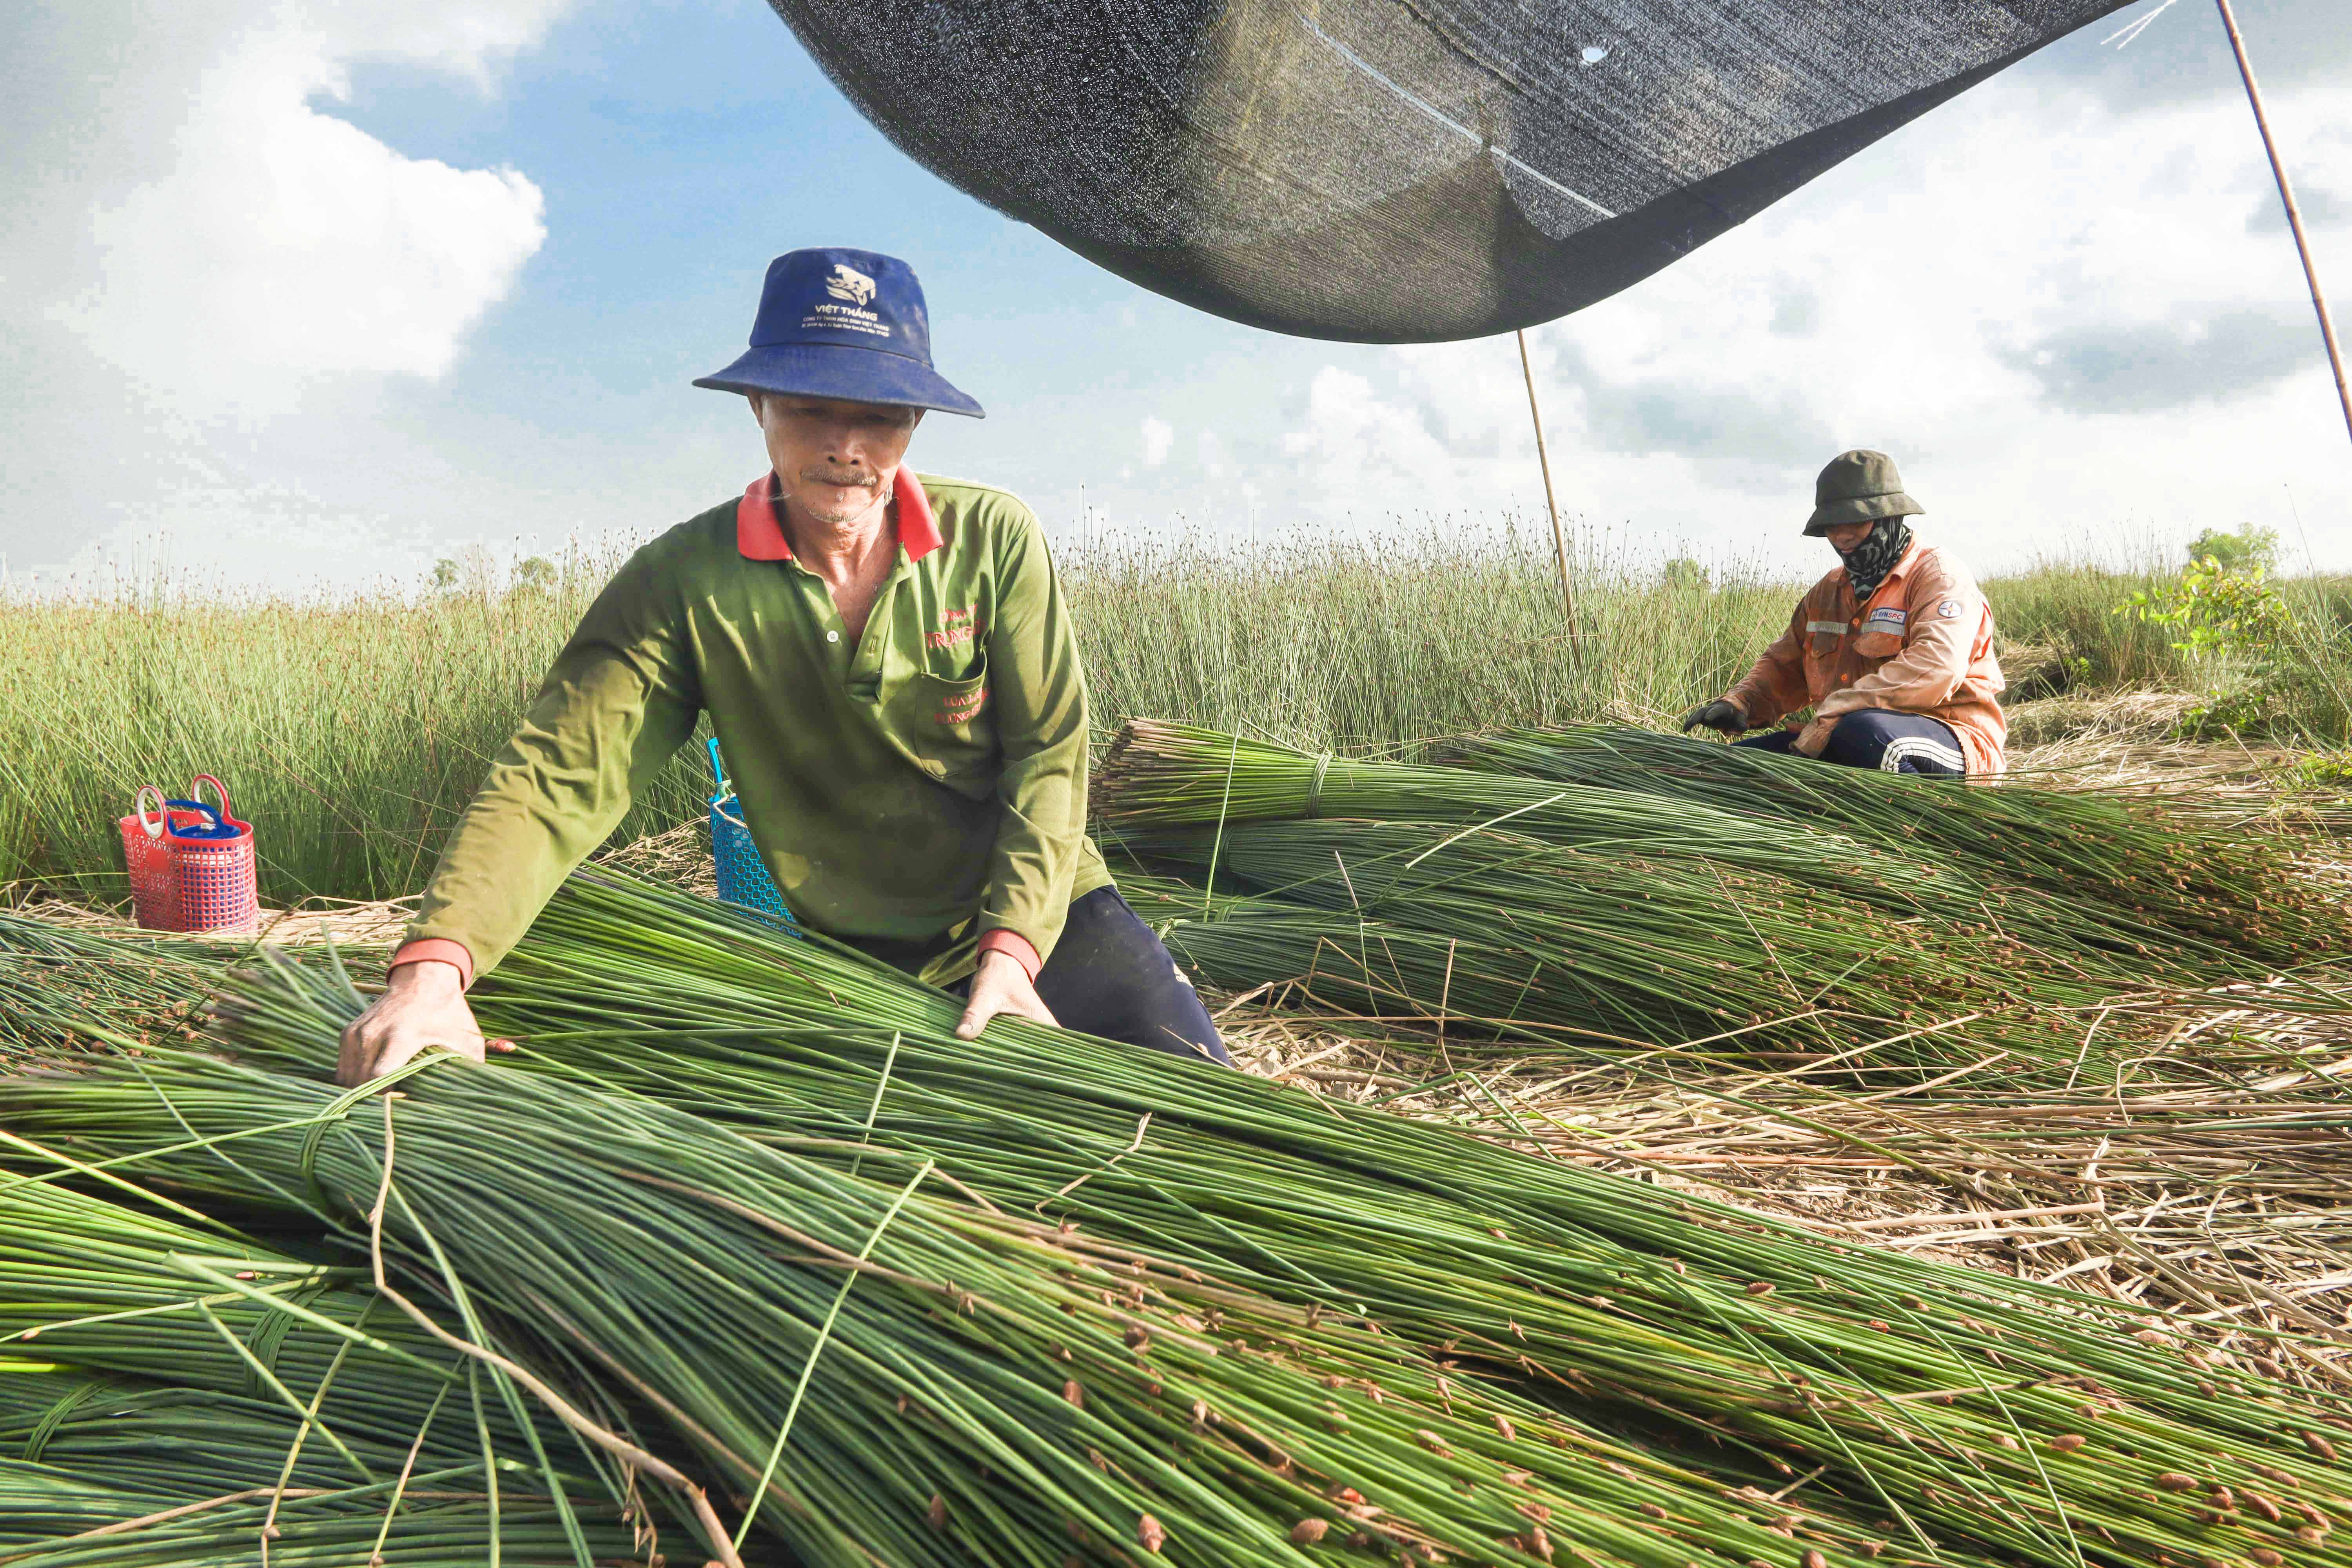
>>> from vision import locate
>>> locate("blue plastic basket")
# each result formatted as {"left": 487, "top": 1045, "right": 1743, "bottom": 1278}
{"left": 707, "top": 739, "right": 797, "bottom": 929}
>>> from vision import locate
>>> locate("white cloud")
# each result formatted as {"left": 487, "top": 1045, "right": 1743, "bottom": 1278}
{"left": 1196, "top": 428, "right": 1228, "bottom": 479}
{"left": 1273, "top": 72, "right": 2352, "bottom": 573}
{"left": 0, "top": 0, "right": 575, "bottom": 577}
{"left": 1283, "top": 365, "right": 1472, "bottom": 501}
{"left": 74, "top": 92, "right": 539, "bottom": 394}
{"left": 1140, "top": 415, "right": 1174, "bottom": 468}
{"left": 54, "top": 7, "right": 559, "bottom": 405}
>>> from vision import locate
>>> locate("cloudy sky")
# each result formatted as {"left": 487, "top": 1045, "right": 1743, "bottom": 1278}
{"left": 2, "top": 0, "right": 2346, "bottom": 592}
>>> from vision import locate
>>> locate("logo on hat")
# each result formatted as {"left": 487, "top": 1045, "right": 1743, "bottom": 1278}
{"left": 825, "top": 264, "right": 877, "bottom": 307}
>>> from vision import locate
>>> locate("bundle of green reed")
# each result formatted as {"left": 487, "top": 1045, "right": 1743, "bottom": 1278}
{"left": 1096, "top": 722, "right": 1980, "bottom": 910}
{"left": 1092, "top": 723, "right": 2292, "bottom": 1071}
{"left": 0, "top": 1469, "right": 638, "bottom": 1568}
{"left": 0, "top": 1174, "right": 659, "bottom": 1565}
{"left": 0, "top": 913, "right": 230, "bottom": 1060}
{"left": 9, "top": 874, "right": 2352, "bottom": 1568}
{"left": 1115, "top": 818, "right": 2145, "bottom": 1070}
{"left": 1093, "top": 721, "right": 2310, "bottom": 1004}
{"left": 0, "top": 1367, "right": 477, "bottom": 1510}
{"left": 0, "top": 1176, "right": 617, "bottom": 1477}
{"left": 1436, "top": 726, "right": 2345, "bottom": 965}
{"left": 2, "top": 959, "right": 1936, "bottom": 1568}
{"left": 430, "top": 870, "right": 2352, "bottom": 1568}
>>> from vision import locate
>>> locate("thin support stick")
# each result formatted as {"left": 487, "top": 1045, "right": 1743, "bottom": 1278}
{"left": 1516, "top": 328, "right": 1583, "bottom": 643}
{"left": 2215, "top": 0, "right": 2352, "bottom": 448}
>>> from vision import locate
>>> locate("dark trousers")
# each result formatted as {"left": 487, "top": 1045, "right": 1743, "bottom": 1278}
{"left": 1737, "top": 710, "right": 1968, "bottom": 777}
{"left": 856, "top": 888, "right": 1230, "bottom": 1065}
{"left": 1026, "top": 888, "right": 1230, "bottom": 1065}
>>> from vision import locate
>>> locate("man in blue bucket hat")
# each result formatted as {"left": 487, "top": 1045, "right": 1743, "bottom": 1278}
{"left": 338, "top": 249, "right": 1229, "bottom": 1083}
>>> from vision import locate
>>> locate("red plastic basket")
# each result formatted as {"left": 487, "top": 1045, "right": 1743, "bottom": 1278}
{"left": 117, "top": 788, "right": 183, "bottom": 931}
{"left": 116, "top": 775, "right": 258, "bottom": 934}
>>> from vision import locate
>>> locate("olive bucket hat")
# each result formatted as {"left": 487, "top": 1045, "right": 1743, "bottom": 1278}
{"left": 1804, "top": 450, "right": 1924, "bottom": 536}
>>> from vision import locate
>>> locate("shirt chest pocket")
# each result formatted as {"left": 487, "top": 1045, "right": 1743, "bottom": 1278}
{"left": 882, "top": 655, "right": 998, "bottom": 798}
{"left": 1854, "top": 629, "right": 1904, "bottom": 661}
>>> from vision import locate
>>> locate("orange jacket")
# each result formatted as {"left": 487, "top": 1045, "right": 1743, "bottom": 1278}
{"left": 1726, "top": 541, "right": 2007, "bottom": 775}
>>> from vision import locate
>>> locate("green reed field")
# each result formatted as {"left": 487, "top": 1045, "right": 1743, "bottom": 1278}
{"left": 4, "top": 526, "right": 2348, "bottom": 907}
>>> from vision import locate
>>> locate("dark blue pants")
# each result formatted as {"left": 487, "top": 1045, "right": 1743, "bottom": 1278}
{"left": 1737, "top": 710, "right": 1968, "bottom": 777}
{"left": 858, "top": 888, "right": 1230, "bottom": 1064}
{"left": 1027, "top": 888, "right": 1230, "bottom": 1065}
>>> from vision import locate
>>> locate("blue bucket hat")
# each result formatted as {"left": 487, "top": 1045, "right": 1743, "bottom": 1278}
{"left": 693, "top": 248, "right": 984, "bottom": 417}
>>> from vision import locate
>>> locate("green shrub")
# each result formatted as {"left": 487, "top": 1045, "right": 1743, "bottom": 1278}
{"left": 2116, "top": 555, "right": 2352, "bottom": 740}
{"left": 2184, "top": 525, "right": 2280, "bottom": 575}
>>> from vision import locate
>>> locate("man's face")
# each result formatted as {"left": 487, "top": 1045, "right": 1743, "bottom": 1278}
{"left": 1821, "top": 520, "right": 1875, "bottom": 554}
{"left": 752, "top": 394, "right": 924, "bottom": 526}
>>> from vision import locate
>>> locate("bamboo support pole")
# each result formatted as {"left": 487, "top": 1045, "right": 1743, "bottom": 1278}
{"left": 2214, "top": 0, "right": 2352, "bottom": 450}
{"left": 1516, "top": 328, "right": 1584, "bottom": 645}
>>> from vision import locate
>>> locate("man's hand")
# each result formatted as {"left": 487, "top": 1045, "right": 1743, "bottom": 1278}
{"left": 1678, "top": 700, "right": 1748, "bottom": 736}
{"left": 955, "top": 950, "right": 1058, "bottom": 1040}
{"left": 336, "top": 960, "right": 507, "bottom": 1087}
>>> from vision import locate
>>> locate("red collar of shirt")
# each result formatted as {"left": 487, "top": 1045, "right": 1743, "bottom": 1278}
{"left": 736, "top": 468, "right": 941, "bottom": 564}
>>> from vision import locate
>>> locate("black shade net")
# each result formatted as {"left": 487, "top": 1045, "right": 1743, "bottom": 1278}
{"left": 768, "top": 0, "right": 2133, "bottom": 342}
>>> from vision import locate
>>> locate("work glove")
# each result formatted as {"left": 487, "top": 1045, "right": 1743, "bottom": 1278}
{"left": 1678, "top": 701, "right": 1748, "bottom": 736}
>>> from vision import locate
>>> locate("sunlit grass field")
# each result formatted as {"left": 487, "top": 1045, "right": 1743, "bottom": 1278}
{"left": 4, "top": 526, "right": 2347, "bottom": 907}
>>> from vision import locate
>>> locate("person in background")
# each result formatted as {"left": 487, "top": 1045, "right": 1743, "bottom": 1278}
{"left": 1678, "top": 450, "right": 2005, "bottom": 775}
{"left": 336, "top": 247, "right": 1228, "bottom": 1085}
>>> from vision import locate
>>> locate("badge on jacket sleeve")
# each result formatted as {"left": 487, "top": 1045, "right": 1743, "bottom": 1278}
{"left": 1937, "top": 599, "right": 1962, "bottom": 618}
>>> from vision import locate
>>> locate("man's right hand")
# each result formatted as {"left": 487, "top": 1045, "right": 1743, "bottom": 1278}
{"left": 1678, "top": 700, "right": 1749, "bottom": 736}
{"left": 336, "top": 960, "right": 500, "bottom": 1087}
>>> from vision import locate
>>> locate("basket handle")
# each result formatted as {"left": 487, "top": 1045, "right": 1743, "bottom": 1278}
{"left": 134, "top": 786, "right": 169, "bottom": 840}
{"left": 706, "top": 738, "right": 731, "bottom": 800}
{"left": 188, "top": 774, "right": 234, "bottom": 822}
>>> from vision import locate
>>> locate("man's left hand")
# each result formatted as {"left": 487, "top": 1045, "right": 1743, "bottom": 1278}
{"left": 956, "top": 950, "right": 1058, "bottom": 1039}
{"left": 1793, "top": 718, "right": 1835, "bottom": 757}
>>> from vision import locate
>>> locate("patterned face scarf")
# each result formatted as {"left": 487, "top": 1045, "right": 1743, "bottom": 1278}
{"left": 1839, "top": 517, "right": 1914, "bottom": 602}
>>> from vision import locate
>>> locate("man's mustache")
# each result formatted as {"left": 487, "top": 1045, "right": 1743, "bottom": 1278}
{"left": 800, "top": 465, "right": 883, "bottom": 489}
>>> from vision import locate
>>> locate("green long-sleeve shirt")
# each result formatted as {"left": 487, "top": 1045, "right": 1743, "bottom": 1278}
{"left": 406, "top": 470, "right": 1112, "bottom": 979}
